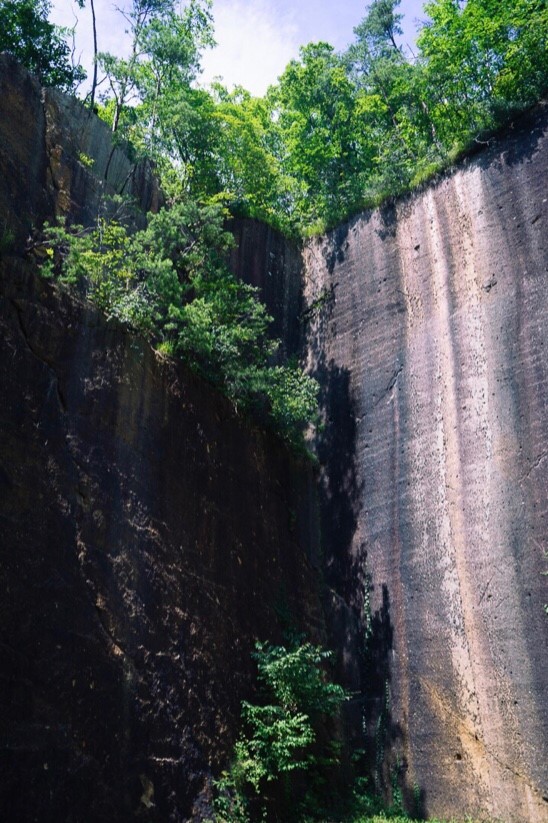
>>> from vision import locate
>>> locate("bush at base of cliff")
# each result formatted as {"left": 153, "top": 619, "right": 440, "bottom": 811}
{"left": 209, "top": 639, "right": 468, "bottom": 823}
{"left": 212, "top": 640, "right": 347, "bottom": 823}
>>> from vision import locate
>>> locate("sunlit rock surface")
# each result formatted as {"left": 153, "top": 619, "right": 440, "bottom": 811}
{"left": 302, "top": 104, "right": 548, "bottom": 822}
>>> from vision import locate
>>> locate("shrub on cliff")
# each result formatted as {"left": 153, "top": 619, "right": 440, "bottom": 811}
{"left": 213, "top": 639, "right": 346, "bottom": 822}
{"left": 39, "top": 197, "right": 318, "bottom": 448}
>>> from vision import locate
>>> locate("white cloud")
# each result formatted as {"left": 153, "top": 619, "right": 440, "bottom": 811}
{"left": 50, "top": 0, "right": 299, "bottom": 97}
{"left": 50, "top": 0, "right": 424, "bottom": 99}
{"left": 200, "top": 0, "right": 300, "bottom": 95}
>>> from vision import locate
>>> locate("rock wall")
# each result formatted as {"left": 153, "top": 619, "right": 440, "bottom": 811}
{"left": 2, "top": 54, "right": 547, "bottom": 823}
{"left": 229, "top": 218, "right": 303, "bottom": 356}
{"left": 0, "top": 57, "right": 324, "bottom": 822}
{"left": 0, "top": 257, "right": 323, "bottom": 822}
{"left": 302, "top": 105, "right": 548, "bottom": 822}
{"left": 0, "top": 53, "right": 161, "bottom": 250}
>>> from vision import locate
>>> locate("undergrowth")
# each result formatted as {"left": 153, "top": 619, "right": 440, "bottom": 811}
{"left": 209, "top": 638, "right": 486, "bottom": 823}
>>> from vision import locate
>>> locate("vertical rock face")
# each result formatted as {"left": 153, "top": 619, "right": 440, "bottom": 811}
{"left": 0, "top": 259, "right": 322, "bottom": 822}
{"left": 302, "top": 105, "right": 548, "bottom": 822}
{"left": 0, "top": 57, "right": 323, "bottom": 821}
{"left": 229, "top": 217, "right": 303, "bottom": 356}
{"left": 2, "top": 55, "right": 547, "bottom": 823}
{"left": 0, "top": 53, "right": 161, "bottom": 250}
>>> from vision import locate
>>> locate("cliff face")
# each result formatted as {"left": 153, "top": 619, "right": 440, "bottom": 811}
{"left": 0, "top": 56, "right": 323, "bottom": 822}
{"left": 1, "top": 54, "right": 547, "bottom": 823}
{"left": 302, "top": 106, "right": 548, "bottom": 821}
{"left": 228, "top": 218, "right": 303, "bottom": 357}
{"left": 0, "top": 257, "right": 323, "bottom": 822}
{"left": 0, "top": 53, "right": 161, "bottom": 251}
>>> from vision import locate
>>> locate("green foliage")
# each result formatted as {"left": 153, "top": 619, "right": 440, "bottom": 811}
{"left": 39, "top": 199, "right": 318, "bottom": 448}
{"left": 233, "top": 703, "right": 315, "bottom": 791}
{"left": 40, "top": 217, "right": 154, "bottom": 329}
{"left": 252, "top": 640, "right": 346, "bottom": 717}
{"left": 417, "top": 0, "right": 548, "bottom": 146}
{"left": 0, "top": 0, "right": 85, "bottom": 90}
{"left": 262, "top": 0, "right": 545, "bottom": 232}
{"left": 213, "top": 639, "right": 346, "bottom": 822}
{"left": 208, "top": 88, "right": 290, "bottom": 232}
{"left": 353, "top": 0, "right": 404, "bottom": 58}
{"left": 97, "top": 0, "right": 214, "bottom": 134}
{"left": 4, "top": 0, "right": 547, "bottom": 234}
{"left": 269, "top": 43, "right": 367, "bottom": 232}
{"left": 77, "top": 152, "right": 95, "bottom": 169}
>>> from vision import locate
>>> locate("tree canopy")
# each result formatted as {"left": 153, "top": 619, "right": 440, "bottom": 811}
{"left": 16, "top": 0, "right": 547, "bottom": 232}
{"left": 0, "top": 0, "right": 85, "bottom": 90}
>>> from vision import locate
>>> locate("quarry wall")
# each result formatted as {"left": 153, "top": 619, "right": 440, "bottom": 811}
{"left": 0, "top": 260, "right": 323, "bottom": 823}
{"left": 0, "top": 55, "right": 323, "bottom": 821}
{"left": 1, "top": 53, "right": 547, "bottom": 822}
{"left": 302, "top": 104, "right": 548, "bottom": 822}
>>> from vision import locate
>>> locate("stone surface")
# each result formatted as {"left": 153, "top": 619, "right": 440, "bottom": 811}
{"left": 0, "top": 259, "right": 323, "bottom": 822}
{"left": 0, "top": 58, "right": 324, "bottom": 821}
{"left": 2, "top": 55, "right": 547, "bottom": 823}
{"left": 229, "top": 217, "right": 303, "bottom": 357}
{"left": 302, "top": 104, "right": 548, "bottom": 822}
{"left": 0, "top": 52, "right": 161, "bottom": 250}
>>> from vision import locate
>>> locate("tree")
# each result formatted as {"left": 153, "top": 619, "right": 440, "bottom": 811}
{"left": 0, "top": 0, "right": 85, "bottom": 90}
{"left": 214, "top": 640, "right": 346, "bottom": 821}
{"left": 351, "top": 0, "right": 404, "bottom": 60}
{"left": 205, "top": 86, "right": 287, "bottom": 229}
{"left": 417, "top": 0, "right": 548, "bottom": 147}
{"left": 74, "top": 0, "right": 99, "bottom": 107}
{"left": 344, "top": 0, "right": 435, "bottom": 194}
{"left": 98, "top": 0, "right": 214, "bottom": 133}
{"left": 270, "top": 43, "right": 364, "bottom": 231}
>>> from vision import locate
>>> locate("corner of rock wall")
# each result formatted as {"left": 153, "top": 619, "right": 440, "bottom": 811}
{"left": 228, "top": 217, "right": 304, "bottom": 357}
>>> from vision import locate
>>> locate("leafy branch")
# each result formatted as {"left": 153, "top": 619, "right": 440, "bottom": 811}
{"left": 38, "top": 198, "right": 318, "bottom": 448}
{"left": 213, "top": 639, "right": 346, "bottom": 822}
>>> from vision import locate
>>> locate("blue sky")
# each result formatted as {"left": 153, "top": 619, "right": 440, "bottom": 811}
{"left": 51, "top": 0, "right": 428, "bottom": 96}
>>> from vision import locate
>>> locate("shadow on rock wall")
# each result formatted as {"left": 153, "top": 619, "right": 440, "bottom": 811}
{"left": 361, "top": 582, "right": 425, "bottom": 818}
{"left": 310, "top": 353, "right": 421, "bottom": 813}
{"left": 313, "top": 352, "right": 361, "bottom": 603}
{"left": 304, "top": 278, "right": 423, "bottom": 817}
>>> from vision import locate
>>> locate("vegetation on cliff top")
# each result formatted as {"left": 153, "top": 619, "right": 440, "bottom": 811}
{"left": 40, "top": 198, "right": 319, "bottom": 448}
{"left": 4, "top": 0, "right": 546, "bottom": 235}
{"left": 8, "top": 0, "right": 545, "bottom": 446}
{"left": 101, "top": 0, "right": 548, "bottom": 234}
